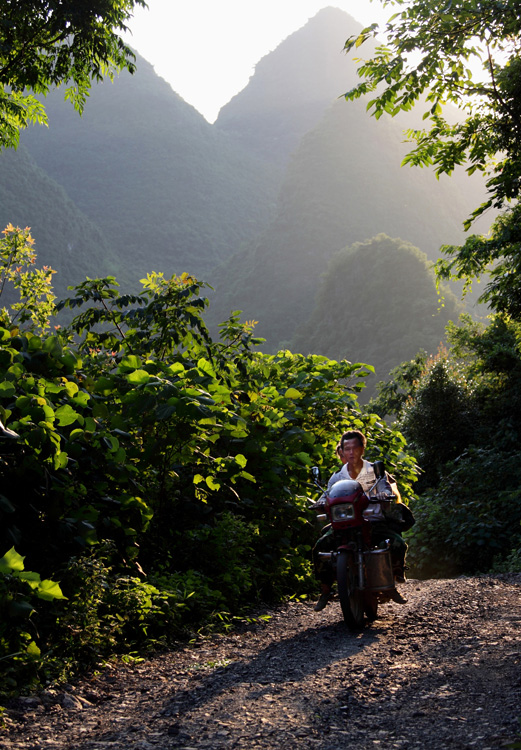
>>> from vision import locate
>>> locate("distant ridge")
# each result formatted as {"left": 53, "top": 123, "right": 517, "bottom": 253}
{"left": 0, "top": 146, "right": 120, "bottom": 302}
{"left": 18, "top": 53, "right": 278, "bottom": 285}
{"left": 208, "top": 91, "right": 489, "bottom": 358}
{"left": 216, "top": 7, "right": 366, "bottom": 163}
{"left": 2, "top": 6, "right": 493, "bottom": 385}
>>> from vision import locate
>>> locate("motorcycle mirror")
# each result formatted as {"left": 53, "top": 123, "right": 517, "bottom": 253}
{"left": 373, "top": 460, "right": 385, "bottom": 479}
{"left": 311, "top": 466, "right": 321, "bottom": 481}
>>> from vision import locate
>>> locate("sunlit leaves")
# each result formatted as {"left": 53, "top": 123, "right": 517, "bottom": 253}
{"left": 343, "top": 0, "right": 521, "bottom": 309}
{"left": 0, "top": 225, "right": 56, "bottom": 331}
{"left": 0, "top": 245, "right": 420, "bottom": 688}
{"left": 0, "top": 1, "right": 147, "bottom": 149}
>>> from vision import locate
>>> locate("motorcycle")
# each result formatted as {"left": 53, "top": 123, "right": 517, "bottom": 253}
{"left": 310, "top": 461, "right": 402, "bottom": 629}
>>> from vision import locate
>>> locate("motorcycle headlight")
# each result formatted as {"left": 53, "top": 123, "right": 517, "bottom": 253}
{"left": 331, "top": 503, "right": 355, "bottom": 521}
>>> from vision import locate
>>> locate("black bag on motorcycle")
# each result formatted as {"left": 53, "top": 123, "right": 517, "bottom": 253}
{"left": 384, "top": 502, "right": 416, "bottom": 533}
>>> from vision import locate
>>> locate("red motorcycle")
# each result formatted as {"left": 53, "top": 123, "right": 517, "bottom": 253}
{"left": 311, "top": 462, "right": 400, "bottom": 629}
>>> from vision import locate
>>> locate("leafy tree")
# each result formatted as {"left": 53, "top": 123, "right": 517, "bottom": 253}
{"left": 0, "top": 236, "right": 419, "bottom": 693}
{"left": 0, "top": 224, "right": 56, "bottom": 331}
{"left": 292, "top": 233, "right": 461, "bottom": 391}
{"left": 371, "top": 313, "right": 521, "bottom": 575}
{"left": 344, "top": 0, "right": 521, "bottom": 315}
{"left": 408, "top": 446, "right": 521, "bottom": 577}
{"left": 0, "top": 0, "right": 146, "bottom": 149}
{"left": 369, "top": 350, "right": 428, "bottom": 419}
{"left": 399, "top": 350, "right": 478, "bottom": 488}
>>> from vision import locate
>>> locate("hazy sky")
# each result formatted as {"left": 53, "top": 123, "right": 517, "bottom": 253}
{"left": 123, "top": 1, "right": 392, "bottom": 122}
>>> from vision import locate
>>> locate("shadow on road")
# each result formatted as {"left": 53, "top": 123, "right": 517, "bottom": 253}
{"left": 161, "top": 605, "right": 382, "bottom": 717}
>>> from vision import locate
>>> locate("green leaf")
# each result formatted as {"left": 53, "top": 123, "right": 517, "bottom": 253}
{"left": 93, "top": 401, "right": 109, "bottom": 419}
{"left": 36, "top": 579, "right": 67, "bottom": 601}
{"left": 103, "top": 436, "right": 120, "bottom": 452}
{"left": 156, "top": 404, "right": 176, "bottom": 420}
{"left": 0, "top": 381, "right": 16, "bottom": 398}
{"left": 92, "top": 376, "right": 115, "bottom": 395}
{"left": 71, "top": 390, "right": 90, "bottom": 407}
{"left": 0, "top": 547, "right": 25, "bottom": 574}
{"left": 284, "top": 387, "right": 302, "bottom": 399}
{"left": 84, "top": 417, "right": 97, "bottom": 432}
{"left": 234, "top": 453, "right": 248, "bottom": 468}
{"left": 55, "top": 404, "right": 81, "bottom": 426}
{"left": 206, "top": 476, "right": 221, "bottom": 491}
{"left": 53, "top": 450, "right": 68, "bottom": 470}
{"left": 238, "top": 471, "right": 256, "bottom": 483}
{"left": 197, "top": 358, "right": 216, "bottom": 377}
{"left": 126, "top": 369, "right": 150, "bottom": 385}
{"left": 16, "top": 571, "right": 41, "bottom": 586}
{"left": 168, "top": 362, "right": 185, "bottom": 376}
{"left": 119, "top": 355, "right": 142, "bottom": 371}
{"left": 26, "top": 641, "right": 41, "bottom": 657}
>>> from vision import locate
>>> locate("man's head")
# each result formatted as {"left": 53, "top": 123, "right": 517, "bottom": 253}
{"left": 340, "top": 430, "right": 366, "bottom": 450}
{"left": 340, "top": 430, "right": 366, "bottom": 468}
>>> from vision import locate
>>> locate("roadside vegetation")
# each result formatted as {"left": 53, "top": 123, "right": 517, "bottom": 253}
{"left": 2, "top": 0, "right": 521, "bottom": 702}
{"left": 347, "top": 0, "right": 521, "bottom": 579}
{"left": 0, "top": 224, "right": 418, "bottom": 697}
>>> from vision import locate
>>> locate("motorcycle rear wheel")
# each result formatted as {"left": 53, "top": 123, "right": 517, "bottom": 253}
{"left": 337, "top": 550, "right": 365, "bottom": 630}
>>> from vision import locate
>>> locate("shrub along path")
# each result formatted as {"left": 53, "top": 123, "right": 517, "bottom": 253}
{"left": 2, "top": 575, "right": 521, "bottom": 749}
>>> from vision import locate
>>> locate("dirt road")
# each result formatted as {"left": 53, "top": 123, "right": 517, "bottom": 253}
{"left": 2, "top": 575, "right": 521, "bottom": 749}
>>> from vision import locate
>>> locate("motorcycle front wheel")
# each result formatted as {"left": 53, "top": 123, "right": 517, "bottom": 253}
{"left": 363, "top": 593, "right": 379, "bottom": 622}
{"left": 336, "top": 550, "right": 365, "bottom": 630}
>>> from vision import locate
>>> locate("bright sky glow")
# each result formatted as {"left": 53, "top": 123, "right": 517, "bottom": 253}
{"left": 123, "top": 1, "right": 392, "bottom": 122}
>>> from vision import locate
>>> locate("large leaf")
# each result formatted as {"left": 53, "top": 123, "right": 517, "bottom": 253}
{"left": 0, "top": 546, "right": 25, "bottom": 574}
{"left": 36, "top": 579, "right": 67, "bottom": 601}
{"left": 55, "top": 404, "right": 82, "bottom": 426}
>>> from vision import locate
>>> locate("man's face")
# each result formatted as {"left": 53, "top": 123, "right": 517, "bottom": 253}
{"left": 341, "top": 438, "right": 364, "bottom": 465}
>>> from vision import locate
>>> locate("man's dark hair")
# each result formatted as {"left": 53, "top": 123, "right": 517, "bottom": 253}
{"left": 340, "top": 430, "right": 366, "bottom": 449}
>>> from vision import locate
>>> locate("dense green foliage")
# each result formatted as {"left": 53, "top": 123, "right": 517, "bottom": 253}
{"left": 371, "top": 314, "right": 521, "bottom": 577}
{"left": 342, "top": 0, "right": 521, "bottom": 580}
{"left": 0, "top": 227, "right": 418, "bottom": 696}
{"left": 344, "top": 0, "right": 521, "bottom": 317}
{"left": 292, "top": 234, "right": 461, "bottom": 391}
{"left": 0, "top": 0, "right": 145, "bottom": 149}
{"left": 3, "top": 9, "right": 487, "bottom": 349}
{"left": 345, "top": 0, "right": 521, "bottom": 221}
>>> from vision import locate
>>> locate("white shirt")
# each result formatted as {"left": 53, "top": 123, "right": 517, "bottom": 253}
{"left": 338, "top": 459, "right": 377, "bottom": 492}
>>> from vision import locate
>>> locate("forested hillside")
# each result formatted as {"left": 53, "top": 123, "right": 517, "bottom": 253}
{"left": 18, "top": 53, "right": 278, "bottom": 284}
{"left": 215, "top": 7, "right": 366, "bottom": 163}
{"left": 291, "top": 234, "right": 462, "bottom": 386}
{"left": 1, "top": 0, "right": 520, "bottom": 704}
{"left": 208, "top": 95, "right": 489, "bottom": 358}
{"left": 5, "top": 5, "right": 493, "bottom": 383}
{"left": 0, "top": 147, "right": 121, "bottom": 303}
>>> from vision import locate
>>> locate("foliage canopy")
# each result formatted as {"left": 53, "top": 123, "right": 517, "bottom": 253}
{"left": 0, "top": 0, "right": 146, "bottom": 148}
{"left": 0, "top": 227, "right": 418, "bottom": 694}
{"left": 344, "top": 0, "right": 521, "bottom": 315}
{"left": 292, "top": 233, "right": 461, "bottom": 391}
{"left": 370, "top": 314, "right": 521, "bottom": 577}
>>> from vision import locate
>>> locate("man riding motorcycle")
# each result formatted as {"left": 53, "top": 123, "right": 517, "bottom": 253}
{"left": 312, "top": 429, "right": 412, "bottom": 612}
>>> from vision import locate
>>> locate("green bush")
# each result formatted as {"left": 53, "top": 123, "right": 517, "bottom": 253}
{"left": 0, "top": 245, "right": 418, "bottom": 695}
{"left": 407, "top": 446, "right": 521, "bottom": 578}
